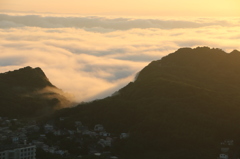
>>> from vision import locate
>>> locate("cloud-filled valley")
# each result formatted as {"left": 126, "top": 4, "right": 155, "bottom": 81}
{"left": 1, "top": 13, "right": 240, "bottom": 102}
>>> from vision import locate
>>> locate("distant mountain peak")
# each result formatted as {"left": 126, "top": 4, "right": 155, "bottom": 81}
{"left": 7, "top": 66, "right": 47, "bottom": 79}
{"left": 57, "top": 47, "right": 240, "bottom": 159}
{"left": 0, "top": 66, "right": 72, "bottom": 118}
{"left": 230, "top": 49, "right": 240, "bottom": 55}
{"left": 169, "top": 46, "right": 226, "bottom": 56}
{"left": 1, "top": 66, "right": 54, "bottom": 89}
{"left": 120, "top": 46, "right": 240, "bottom": 99}
{"left": 158, "top": 46, "right": 227, "bottom": 67}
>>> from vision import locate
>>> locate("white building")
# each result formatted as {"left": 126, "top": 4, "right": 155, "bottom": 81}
{"left": 11, "top": 137, "right": 19, "bottom": 144}
{"left": 221, "top": 140, "right": 234, "bottom": 146}
{"left": 82, "top": 130, "right": 98, "bottom": 137}
{"left": 219, "top": 154, "right": 228, "bottom": 159}
{"left": 75, "top": 121, "right": 82, "bottom": 127}
{"left": 98, "top": 137, "right": 112, "bottom": 147}
{"left": 44, "top": 124, "right": 54, "bottom": 132}
{"left": 99, "top": 131, "right": 110, "bottom": 137}
{"left": 0, "top": 144, "right": 36, "bottom": 159}
{"left": 221, "top": 147, "right": 229, "bottom": 153}
{"left": 120, "top": 133, "right": 129, "bottom": 139}
{"left": 94, "top": 124, "right": 104, "bottom": 132}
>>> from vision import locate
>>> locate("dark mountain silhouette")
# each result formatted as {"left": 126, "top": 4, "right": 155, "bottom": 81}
{"left": 55, "top": 47, "right": 240, "bottom": 159}
{"left": 0, "top": 66, "right": 72, "bottom": 118}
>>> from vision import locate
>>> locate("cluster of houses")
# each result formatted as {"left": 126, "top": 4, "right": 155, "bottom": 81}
{"left": 0, "top": 117, "right": 39, "bottom": 144}
{"left": 44, "top": 120, "right": 129, "bottom": 152}
{"left": 217, "top": 140, "right": 239, "bottom": 159}
{"left": 40, "top": 119, "right": 129, "bottom": 158}
{"left": 0, "top": 116, "right": 129, "bottom": 159}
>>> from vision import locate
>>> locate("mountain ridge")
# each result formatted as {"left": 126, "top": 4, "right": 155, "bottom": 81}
{"left": 55, "top": 47, "right": 240, "bottom": 159}
{"left": 0, "top": 66, "right": 72, "bottom": 118}
{"left": 1, "top": 47, "right": 240, "bottom": 158}
{"left": 122, "top": 47, "right": 240, "bottom": 98}
{"left": 0, "top": 66, "right": 54, "bottom": 91}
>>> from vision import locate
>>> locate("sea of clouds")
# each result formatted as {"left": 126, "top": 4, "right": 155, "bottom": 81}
{"left": 0, "top": 13, "right": 240, "bottom": 102}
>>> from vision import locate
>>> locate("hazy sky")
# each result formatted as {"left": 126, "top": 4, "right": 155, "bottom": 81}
{"left": 0, "top": 0, "right": 239, "bottom": 103}
{"left": 0, "top": 14, "right": 240, "bottom": 102}
{"left": 1, "top": 0, "right": 240, "bottom": 16}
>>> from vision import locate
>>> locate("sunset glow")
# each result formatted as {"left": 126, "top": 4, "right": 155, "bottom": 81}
{"left": 1, "top": 0, "right": 239, "bottom": 16}
{"left": 0, "top": 0, "right": 239, "bottom": 101}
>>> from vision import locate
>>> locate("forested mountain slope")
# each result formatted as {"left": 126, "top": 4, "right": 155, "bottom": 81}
{"left": 0, "top": 66, "right": 71, "bottom": 118}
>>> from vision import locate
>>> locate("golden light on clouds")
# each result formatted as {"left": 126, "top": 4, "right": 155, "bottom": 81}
{"left": 1, "top": 0, "right": 239, "bottom": 16}
{"left": 0, "top": 14, "right": 240, "bottom": 101}
{"left": 0, "top": 0, "right": 239, "bottom": 101}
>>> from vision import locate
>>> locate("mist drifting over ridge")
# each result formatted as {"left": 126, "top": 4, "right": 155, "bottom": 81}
{"left": 0, "top": 13, "right": 240, "bottom": 102}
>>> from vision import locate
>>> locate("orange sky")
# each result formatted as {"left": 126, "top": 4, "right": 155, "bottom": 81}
{"left": 0, "top": 0, "right": 239, "bottom": 16}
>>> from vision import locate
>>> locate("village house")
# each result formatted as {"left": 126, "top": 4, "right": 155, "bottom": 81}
{"left": 11, "top": 136, "right": 19, "bottom": 144}
{"left": 105, "top": 137, "right": 112, "bottom": 147}
{"left": 44, "top": 124, "right": 54, "bottom": 133}
{"left": 39, "top": 134, "right": 46, "bottom": 141}
{"left": 219, "top": 153, "right": 228, "bottom": 159}
{"left": 25, "top": 125, "right": 40, "bottom": 133}
{"left": 68, "top": 130, "right": 75, "bottom": 135}
{"left": 75, "top": 121, "right": 82, "bottom": 127}
{"left": 120, "top": 133, "right": 129, "bottom": 139}
{"left": 218, "top": 140, "right": 233, "bottom": 159}
{"left": 17, "top": 128, "right": 27, "bottom": 134}
{"left": 12, "top": 119, "right": 17, "bottom": 122}
{"left": 54, "top": 129, "right": 67, "bottom": 136}
{"left": 89, "top": 150, "right": 100, "bottom": 155}
{"left": 4, "top": 120, "right": 11, "bottom": 127}
{"left": 55, "top": 150, "right": 66, "bottom": 156}
{"left": 99, "top": 131, "right": 111, "bottom": 137}
{"left": 32, "top": 140, "right": 44, "bottom": 148}
{"left": 27, "top": 120, "right": 36, "bottom": 126}
{"left": 18, "top": 133, "right": 27, "bottom": 142}
{"left": 48, "top": 147, "right": 57, "bottom": 154}
{"left": 41, "top": 144, "right": 49, "bottom": 152}
{"left": 0, "top": 127, "right": 9, "bottom": 132}
{"left": 41, "top": 144, "right": 67, "bottom": 156}
{"left": 94, "top": 124, "right": 104, "bottom": 132}
{"left": 82, "top": 130, "right": 98, "bottom": 137}
{"left": 98, "top": 137, "right": 112, "bottom": 147}
{"left": 0, "top": 135, "right": 7, "bottom": 141}
{"left": 59, "top": 117, "right": 66, "bottom": 121}
{"left": 221, "top": 140, "right": 234, "bottom": 146}
{"left": 221, "top": 147, "right": 229, "bottom": 153}
{"left": 0, "top": 128, "right": 12, "bottom": 135}
{"left": 76, "top": 125, "right": 88, "bottom": 134}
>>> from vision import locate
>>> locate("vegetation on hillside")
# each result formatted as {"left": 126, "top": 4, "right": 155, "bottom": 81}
{"left": 0, "top": 66, "right": 71, "bottom": 118}
{"left": 55, "top": 47, "right": 240, "bottom": 159}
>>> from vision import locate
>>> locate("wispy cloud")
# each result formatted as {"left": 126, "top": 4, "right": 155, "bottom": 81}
{"left": 0, "top": 14, "right": 238, "bottom": 30}
{"left": 0, "top": 14, "right": 240, "bottom": 102}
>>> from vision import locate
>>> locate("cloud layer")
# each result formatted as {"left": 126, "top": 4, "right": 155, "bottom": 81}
{"left": 1, "top": 13, "right": 240, "bottom": 102}
{"left": 0, "top": 14, "right": 239, "bottom": 30}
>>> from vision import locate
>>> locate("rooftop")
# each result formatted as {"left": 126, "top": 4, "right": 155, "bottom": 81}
{"left": 0, "top": 144, "right": 35, "bottom": 152}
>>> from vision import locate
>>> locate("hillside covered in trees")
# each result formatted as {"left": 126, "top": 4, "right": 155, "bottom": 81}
{"left": 55, "top": 47, "right": 240, "bottom": 159}
{"left": 0, "top": 66, "right": 71, "bottom": 118}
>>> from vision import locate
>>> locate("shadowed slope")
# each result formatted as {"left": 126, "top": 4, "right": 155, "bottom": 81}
{"left": 56, "top": 47, "right": 240, "bottom": 159}
{"left": 0, "top": 66, "right": 72, "bottom": 118}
